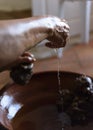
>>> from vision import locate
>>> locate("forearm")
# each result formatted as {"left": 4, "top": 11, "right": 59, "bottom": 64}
{"left": 0, "top": 16, "right": 53, "bottom": 46}
{"left": 0, "top": 16, "right": 53, "bottom": 71}
{"left": 0, "top": 15, "right": 69, "bottom": 72}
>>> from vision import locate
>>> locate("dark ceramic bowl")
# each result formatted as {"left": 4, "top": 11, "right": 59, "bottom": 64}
{"left": 0, "top": 71, "right": 93, "bottom": 130}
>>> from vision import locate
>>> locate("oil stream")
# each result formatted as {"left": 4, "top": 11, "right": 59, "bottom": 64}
{"left": 55, "top": 48, "right": 71, "bottom": 130}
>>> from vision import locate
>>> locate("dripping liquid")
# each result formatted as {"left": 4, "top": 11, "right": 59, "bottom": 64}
{"left": 55, "top": 48, "right": 71, "bottom": 130}
{"left": 55, "top": 48, "right": 63, "bottom": 89}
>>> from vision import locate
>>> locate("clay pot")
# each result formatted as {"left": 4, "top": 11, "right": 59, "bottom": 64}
{"left": 0, "top": 71, "right": 93, "bottom": 130}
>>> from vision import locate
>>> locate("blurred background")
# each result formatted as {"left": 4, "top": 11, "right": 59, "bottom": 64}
{"left": 0, "top": 0, "right": 93, "bottom": 89}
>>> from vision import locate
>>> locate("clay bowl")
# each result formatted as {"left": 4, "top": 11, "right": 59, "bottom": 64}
{"left": 0, "top": 71, "right": 93, "bottom": 130}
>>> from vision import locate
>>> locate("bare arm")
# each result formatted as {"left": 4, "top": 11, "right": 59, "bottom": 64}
{"left": 0, "top": 16, "right": 69, "bottom": 72}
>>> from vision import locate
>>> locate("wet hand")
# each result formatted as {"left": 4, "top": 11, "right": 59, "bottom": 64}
{"left": 10, "top": 52, "right": 36, "bottom": 85}
{"left": 46, "top": 18, "right": 70, "bottom": 48}
{"left": 18, "top": 52, "right": 36, "bottom": 65}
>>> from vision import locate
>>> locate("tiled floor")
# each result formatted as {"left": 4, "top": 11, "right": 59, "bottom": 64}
{"left": 34, "top": 40, "right": 93, "bottom": 76}
{"left": 0, "top": 40, "right": 93, "bottom": 89}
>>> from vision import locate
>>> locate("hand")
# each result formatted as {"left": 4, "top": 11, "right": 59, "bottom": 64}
{"left": 10, "top": 52, "right": 36, "bottom": 85}
{"left": 17, "top": 52, "right": 36, "bottom": 65}
{"left": 46, "top": 18, "right": 70, "bottom": 48}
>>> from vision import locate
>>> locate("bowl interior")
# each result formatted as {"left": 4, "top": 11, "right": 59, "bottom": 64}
{"left": 0, "top": 71, "right": 93, "bottom": 130}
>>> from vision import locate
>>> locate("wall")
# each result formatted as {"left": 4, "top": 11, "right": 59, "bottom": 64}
{"left": 91, "top": 2, "right": 93, "bottom": 31}
{"left": 0, "top": 0, "right": 31, "bottom": 11}
{"left": 60, "top": 1, "right": 93, "bottom": 36}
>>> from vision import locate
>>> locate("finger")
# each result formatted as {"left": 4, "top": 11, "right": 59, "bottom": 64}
{"left": 19, "top": 56, "right": 36, "bottom": 64}
{"left": 21, "top": 52, "right": 36, "bottom": 63}
{"left": 21, "top": 52, "right": 35, "bottom": 58}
